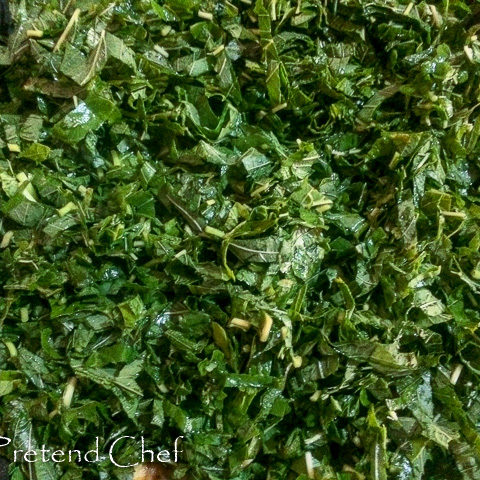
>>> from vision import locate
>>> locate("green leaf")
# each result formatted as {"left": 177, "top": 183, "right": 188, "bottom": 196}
{"left": 52, "top": 102, "right": 103, "bottom": 144}
{"left": 2, "top": 191, "right": 46, "bottom": 227}
{"left": 21, "top": 143, "right": 51, "bottom": 162}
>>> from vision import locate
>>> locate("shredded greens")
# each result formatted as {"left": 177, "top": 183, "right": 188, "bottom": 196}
{"left": 1, "top": 0, "right": 480, "bottom": 479}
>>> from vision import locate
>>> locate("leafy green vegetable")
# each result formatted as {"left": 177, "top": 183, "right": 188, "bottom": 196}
{"left": 1, "top": 0, "right": 480, "bottom": 479}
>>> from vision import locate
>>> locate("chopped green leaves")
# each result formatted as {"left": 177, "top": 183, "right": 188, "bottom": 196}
{"left": 1, "top": 0, "right": 480, "bottom": 479}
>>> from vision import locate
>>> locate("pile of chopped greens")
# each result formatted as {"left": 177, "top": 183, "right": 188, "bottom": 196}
{"left": 1, "top": 0, "right": 480, "bottom": 479}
